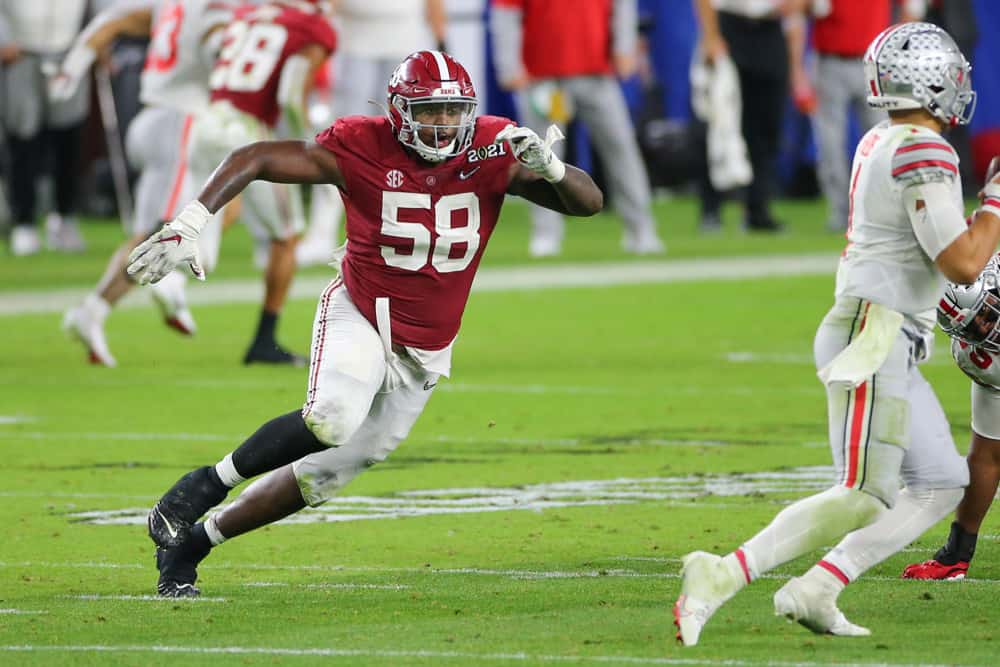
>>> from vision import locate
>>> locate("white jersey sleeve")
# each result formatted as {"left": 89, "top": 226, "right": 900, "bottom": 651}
{"left": 891, "top": 132, "right": 960, "bottom": 187}
{"left": 902, "top": 181, "right": 967, "bottom": 260}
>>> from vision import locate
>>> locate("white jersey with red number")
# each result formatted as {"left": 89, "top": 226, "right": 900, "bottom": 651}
{"left": 835, "top": 121, "right": 964, "bottom": 333}
{"left": 951, "top": 338, "right": 1000, "bottom": 391}
{"left": 141, "top": 0, "right": 233, "bottom": 113}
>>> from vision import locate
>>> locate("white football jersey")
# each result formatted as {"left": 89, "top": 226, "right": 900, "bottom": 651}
{"left": 951, "top": 338, "right": 1000, "bottom": 391}
{"left": 834, "top": 121, "right": 965, "bottom": 333}
{"left": 140, "top": 0, "right": 233, "bottom": 113}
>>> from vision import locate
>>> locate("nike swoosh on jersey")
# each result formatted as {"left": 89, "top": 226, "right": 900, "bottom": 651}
{"left": 458, "top": 167, "right": 480, "bottom": 180}
{"left": 423, "top": 380, "right": 437, "bottom": 391}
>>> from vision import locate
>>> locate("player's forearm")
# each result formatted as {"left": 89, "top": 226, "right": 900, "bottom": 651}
{"left": 197, "top": 143, "right": 275, "bottom": 214}
{"left": 938, "top": 213, "right": 1000, "bottom": 284}
{"left": 549, "top": 166, "right": 604, "bottom": 217}
{"left": 80, "top": 2, "right": 154, "bottom": 52}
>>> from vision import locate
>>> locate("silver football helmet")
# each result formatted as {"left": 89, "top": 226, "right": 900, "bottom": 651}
{"left": 864, "top": 22, "right": 976, "bottom": 126}
{"left": 938, "top": 255, "right": 1000, "bottom": 351}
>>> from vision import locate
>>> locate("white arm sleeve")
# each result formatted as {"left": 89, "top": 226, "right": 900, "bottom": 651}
{"left": 903, "top": 181, "right": 967, "bottom": 260}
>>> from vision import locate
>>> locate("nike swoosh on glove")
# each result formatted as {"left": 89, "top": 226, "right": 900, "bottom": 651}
{"left": 495, "top": 124, "right": 566, "bottom": 183}
{"left": 127, "top": 201, "right": 211, "bottom": 285}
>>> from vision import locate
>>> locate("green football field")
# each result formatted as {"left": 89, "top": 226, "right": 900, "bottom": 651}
{"left": 1, "top": 197, "right": 997, "bottom": 666}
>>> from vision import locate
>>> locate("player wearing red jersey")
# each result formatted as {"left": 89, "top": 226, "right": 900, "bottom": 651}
{"left": 190, "top": 0, "right": 337, "bottom": 364}
{"left": 126, "top": 49, "right": 603, "bottom": 597}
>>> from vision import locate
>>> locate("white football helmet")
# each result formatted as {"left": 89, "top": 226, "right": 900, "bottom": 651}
{"left": 938, "top": 255, "right": 1000, "bottom": 351}
{"left": 864, "top": 22, "right": 976, "bottom": 126}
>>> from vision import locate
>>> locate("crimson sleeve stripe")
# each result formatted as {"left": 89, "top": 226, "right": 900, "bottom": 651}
{"left": 895, "top": 141, "right": 956, "bottom": 156}
{"left": 984, "top": 197, "right": 1000, "bottom": 209}
{"left": 892, "top": 160, "right": 959, "bottom": 176}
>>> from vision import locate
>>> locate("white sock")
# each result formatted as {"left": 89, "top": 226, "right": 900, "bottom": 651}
{"left": 84, "top": 293, "right": 111, "bottom": 323}
{"left": 203, "top": 515, "right": 228, "bottom": 546}
{"left": 822, "top": 486, "right": 963, "bottom": 581}
{"left": 741, "top": 486, "right": 884, "bottom": 575}
{"left": 215, "top": 453, "right": 246, "bottom": 489}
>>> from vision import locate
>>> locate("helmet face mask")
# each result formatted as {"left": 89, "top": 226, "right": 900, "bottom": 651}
{"left": 939, "top": 258, "right": 1000, "bottom": 352}
{"left": 864, "top": 22, "right": 976, "bottom": 127}
{"left": 387, "top": 51, "right": 477, "bottom": 163}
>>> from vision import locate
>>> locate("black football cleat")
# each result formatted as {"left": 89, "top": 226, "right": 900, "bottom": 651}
{"left": 148, "top": 466, "right": 229, "bottom": 549}
{"left": 243, "top": 341, "right": 308, "bottom": 367}
{"left": 156, "top": 538, "right": 210, "bottom": 598}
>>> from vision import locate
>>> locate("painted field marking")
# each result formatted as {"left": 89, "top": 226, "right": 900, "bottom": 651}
{"left": 0, "top": 609, "right": 47, "bottom": 615}
{"left": 3, "top": 561, "right": 999, "bottom": 585}
{"left": 65, "top": 594, "right": 226, "bottom": 602}
{"left": 244, "top": 582, "right": 409, "bottom": 590}
{"left": 0, "top": 644, "right": 968, "bottom": 666}
{"left": 63, "top": 468, "right": 836, "bottom": 527}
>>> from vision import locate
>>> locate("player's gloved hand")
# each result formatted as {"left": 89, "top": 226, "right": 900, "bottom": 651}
{"left": 45, "top": 44, "right": 96, "bottom": 102}
{"left": 127, "top": 201, "right": 210, "bottom": 285}
{"left": 980, "top": 156, "right": 1000, "bottom": 220}
{"left": 495, "top": 124, "right": 566, "bottom": 183}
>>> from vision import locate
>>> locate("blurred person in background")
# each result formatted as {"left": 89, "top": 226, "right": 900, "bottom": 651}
{"left": 0, "top": 0, "right": 90, "bottom": 256}
{"left": 188, "top": 0, "right": 338, "bottom": 365}
{"left": 490, "top": 0, "right": 664, "bottom": 258}
{"left": 294, "top": 0, "right": 446, "bottom": 264}
{"left": 692, "top": 0, "right": 807, "bottom": 233}
{"left": 809, "top": 0, "right": 925, "bottom": 232}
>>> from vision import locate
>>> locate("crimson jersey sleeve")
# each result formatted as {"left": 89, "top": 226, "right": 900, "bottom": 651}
{"left": 210, "top": 4, "right": 337, "bottom": 127}
{"left": 314, "top": 115, "right": 518, "bottom": 350}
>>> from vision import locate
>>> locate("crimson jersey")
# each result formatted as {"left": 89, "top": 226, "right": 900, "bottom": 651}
{"left": 209, "top": 3, "right": 336, "bottom": 127}
{"left": 315, "top": 115, "right": 518, "bottom": 350}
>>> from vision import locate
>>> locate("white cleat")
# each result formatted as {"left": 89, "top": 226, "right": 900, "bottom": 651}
{"left": 10, "top": 226, "right": 42, "bottom": 256}
{"left": 529, "top": 235, "right": 562, "bottom": 258}
{"left": 773, "top": 576, "right": 870, "bottom": 637}
{"left": 622, "top": 232, "right": 666, "bottom": 256}
{"left": 63, "top": 306, "right": 117, "bottom": 367}
{"left": 150, "top": 271, "right": 197, "bottom": 336}
{"left": 673, "top": 551, "right": 742, "bottom": 646}
{"left": 45, "top": 213, "right": 86, "bottom": 252}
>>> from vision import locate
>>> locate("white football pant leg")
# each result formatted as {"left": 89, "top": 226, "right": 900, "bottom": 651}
{"left": 300, "top": 280, "right": 385, "bottom": 448}
{"left": 125, "top": 107, "right": 190, "bottom": 236}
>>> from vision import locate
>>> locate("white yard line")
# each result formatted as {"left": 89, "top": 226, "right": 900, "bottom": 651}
{"left": 0, "top": 253, "right": 839, "bottom": 317}
{"left": 65, "top": 594, "right": 226, "bottom": 602}
{"left": 2, "top": 560, "right": 998, "bottom": 585}
{"left": 0, "top": 644, "right": 971, "bottom": 666}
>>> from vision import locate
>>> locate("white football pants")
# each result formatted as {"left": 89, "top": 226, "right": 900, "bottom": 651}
{"left": 814, "top": 297, "right": 969, "bottom": 507}
{"left": 293, "top": 279, "right": 439, "bottom": 505}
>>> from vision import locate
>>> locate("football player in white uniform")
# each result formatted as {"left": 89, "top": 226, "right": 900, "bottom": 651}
{"left": 674, "top": 22, "right": 1000, "bottom": 645}
{"left": 51, "top": 0, "right": 309, "bottom": 366}
{"left": 903, "top": 250, "right": 1000, "bottom": 580}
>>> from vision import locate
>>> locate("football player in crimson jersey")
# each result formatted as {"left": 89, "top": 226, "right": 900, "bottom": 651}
{"left": 126, "top": 49, "right": 603, "bottom": 597}
{"left": 188, "top": 0, "right": 338, "bottom": 364}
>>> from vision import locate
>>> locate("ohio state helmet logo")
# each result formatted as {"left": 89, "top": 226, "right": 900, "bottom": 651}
{"left": 385, "top": 170, "right": 405, "bottom": 188}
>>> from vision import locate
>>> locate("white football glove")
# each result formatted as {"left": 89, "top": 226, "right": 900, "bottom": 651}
{"left": 46, "top": 44, "right": 96, "bottom": 103}
{"left": 495, "top": 123, "right": 566, "bottom": 183}
{"left": 127, "top": 201, "right": 210, "bottom": 285}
